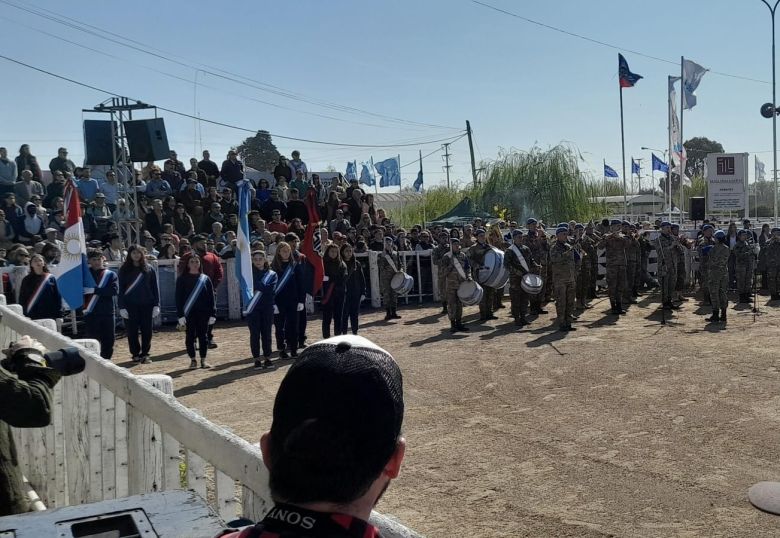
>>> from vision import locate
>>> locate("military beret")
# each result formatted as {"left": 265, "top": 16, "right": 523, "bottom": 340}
{"left": 557, "top": 222, "right": 569, "bottom": 228}
{"left": 574, "top": 224, "right": 584, "bottom": 230}
{"left": 555, "top": 227, "right": 569, "bottom": 235}
{"left": 450, "top": 237, "right": 461, "bottom": 244}
{"left": 475, "top": 228, "right": 486, "bottom": 236}
{"left": 702, "top": 224, "right": 714, "bottom": 231}
{"left": 660, "top": 221, "right": 671, "bottom": 228}
{"left": 621, "top": 220, "right": 630, "bottom": 226}
{"left": 671, "top": 223, "right": 680, "bottom": 230}
{"left": 737, "top": 229, "right": 748, "bottom": 237}
{"left": 714, "top": 230, "right": 726, "bottom": 239}
{"left": 511, "top": 229, "right": 523, "bottom": 237}
{"left": 526, "top": 218, "right": 537, "bottom": 225}
{"left": 610, "top": 219, "right": 622, "bottom": 226}
{"left": 384, "top": 236, "right": 394, "bottom": 242}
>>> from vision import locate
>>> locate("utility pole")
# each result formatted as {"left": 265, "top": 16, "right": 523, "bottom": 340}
{"left": 441, "top": 142, "right": 452, "bottom": 188}
{"left": 466, "top": 120, "right": 478, "bottom": 186}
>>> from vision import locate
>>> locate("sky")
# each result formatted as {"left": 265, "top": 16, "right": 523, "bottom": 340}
{"left": 0, "top": 0, "right": 777, "bottom": 192}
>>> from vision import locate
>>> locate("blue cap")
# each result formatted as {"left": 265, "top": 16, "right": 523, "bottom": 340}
{"left": 714, "top": 230, "right": 726, "bottom": 239}
{"left": 384, "top": 236, "right": 394, "bottom": 242}
{"left": 610, "top": 219, "right": 622, "bottom": 226}
{"left": 526, "top": 218, "right": 537, "bottom": 225}
{"left": 557, "top": 222, "right": 568, "bottom": 228}
{"left": 511, "top": 229, "right": 523, "bottom": 237}
{"left": 621, "top": 220, "right": 630, "bottom": 226}
{"left": 475, "top": 228, "right": 486, "bottom": 236}
{"left": 574, "top": 223, "right": 584, "bottom": 230}
{"left": 737, "top": 229, "right": 748, "bottom": 237}
{"left": 702, "top": 224, "right": 714, "bottom": 231}
{"left": 450, "top": 237, "right": 461, "bottom": 244}
{"left": 671, "top": 223, "right": 680, "bottom": 230}
{"left": 555, "top": 227, "right": 569, "bottom": 235}
{"left": 660, "top": 221, "right": 671, "bottom": 228}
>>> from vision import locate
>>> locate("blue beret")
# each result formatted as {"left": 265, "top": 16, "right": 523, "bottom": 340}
{"left": 621, "top": 220, "right": 630, "bottom": 226}
{"left": 526, "top": 218, "right": 537, "bottom": 225}
{"left": 737, "top": 229, "right": 748, "bottom": 237}
{"left": 574, "top": 223, "right": 584, "bottom": 230}
{"left": 384, "top": 236, "right": 394, "bottom": 242}
{"left": 660, "top": 221, "right": 671, "bottom": 227}
{"left": 557, "top": 222, "right": 568, "bottom": 228}
{"left": 702, "top": 224, "right": 714, "bottom": 231}
{"left": 772, "top": 228, "right": 780, "bottom": 233}
{"left": 714, "top": 230, "right": 726, "bottom": 239}
{"left": 555, "top": 227, "right": 569, "bottom": 235}
{"left": 475, "top": 228, "right": 486, "bottom": 236}
{"left": 610, "top": 219, "right": 622, "bottom": 226}
{"left": 511, "top": 229, "right": 523, "bottom": 237}
{"left": 450, "top": 237, "right": 460, "bottom": 244}
{"left": 671, "top": 223, "right": 680, "bottom": 230}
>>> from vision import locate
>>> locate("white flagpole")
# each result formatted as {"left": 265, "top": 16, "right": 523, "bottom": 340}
{"left": 680, "top": 57, "right": 685, "bottom": 225}
{"left": 668, "top": 77, "right": 673, "bottom": 223}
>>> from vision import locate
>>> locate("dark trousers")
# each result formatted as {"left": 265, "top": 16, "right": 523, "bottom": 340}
{"left": 125, "top": 304, "right": 153, "bottom": 358}
{"left": 248, "top": 308, "right": 273, "bottom": 358}
{"left": 275, "top": 304, "right": 298, "bottom": 353}
{"left": 207, "top": 292, "right": 217, "bottom": 343}
{"left": 185, "top": 311, "right": 210, "bottom": 359}
{"left": 322, "top": 289, "right": 345, "bottom": 338}
{"left": 342, "top": 293, "right": 361, "bottom": 335}
{"left": 85, "top": 313, "right": 115, "bottom": 360}
{"left": 298, "top": 308, "right": 307, "bottom": 346}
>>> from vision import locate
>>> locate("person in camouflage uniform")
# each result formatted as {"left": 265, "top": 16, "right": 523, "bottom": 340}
{"left": 696, "top": 224, "right": 716, "bottom": 304}
{"left": 574, "top": 224, "right": 593, "bottom": 310}
{"left": 654, "top": 221, "right": 679, "bottom": 311}
{"left": 377, "top": 236, "right": 404, "bottom": 321}
{"left": 705, "top": 229, "right": 730, "bottom": 323}
{"left": 584, "top": 222, "right": 600, "bottom": 299}
{"left": 597, "top": 219, "right": 630, "bottom": 315}
{"left": 670, "top": 224, "right": 688, "bottom": 303}
{"left": 504, "top": 229, "right": 539, "bottom": 327}
{"left": 432, "top": 231, "right": 451, "bottom": 314}
{"left": 523, "top": 218, "right": 549, "bottom": 315}
{"left": 549, "top": 226, "right": 578, "bottom": 331}
{"left": 622, "top": 222, "right": 640, "bottom": 304}
{"left": 733, "top": 229, "right": 755, "bottom": 304}
{"left": 765, "top": 227, "right": 780, "bottom": 301}
{"left": 441, "top": 237, "right": 471, "bottom": 333}
{"left": 468, "top": 228, "right": 497, "bottom": 321}
{"left": 487, "top": 225, "right": 507, "bottom": 311}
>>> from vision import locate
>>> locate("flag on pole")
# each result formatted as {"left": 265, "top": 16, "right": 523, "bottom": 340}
{"left": 359, "top": 161, "right": 376, "bottom": 187}
{"left": 375, "top": 156, "right": 401, "bottom": 187}
{"left": 671, "top": 159, "right": 692, "bottom": 187}
{"left": 57, "top": 180, "right": 96, "bottom": 310}
{"left": 300, "top": 188, "right": 324, "bottom": 296}
{"left": 669, "top": 77, "right": 686, "bottom": 162}
{"left": 652, "top": 154, "right": 669, "bottom": 174}
{"left": 345, "top": 161, "right": 358, "bottom": 181}
{"left": 234, "top": 180, "right": 253, "bottom": 306}
{"left": 618, "top": 53, "right": 643, "bottom": 88}
{"left": 682, "top": 59, "right": 708, "bottom": 110}
{"left": 604, "top": 164, "right": 619, "bottom": 178}
{"left": 631, "top": 159, "right": 640, "bottom": 176}
{"left": 413, "top": 168, "right": 423, "bottom": 192}
{"left": 756, "top": 155, "right": 766, "bottom": 181}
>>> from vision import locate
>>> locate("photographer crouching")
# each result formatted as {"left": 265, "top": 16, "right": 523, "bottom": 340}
{"left": 0, "top": 335, "right": 84, "bottom": 515}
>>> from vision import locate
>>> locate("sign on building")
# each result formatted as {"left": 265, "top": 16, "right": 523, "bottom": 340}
{"left": 706, "top": 153, "right": 748, "bottom": 212}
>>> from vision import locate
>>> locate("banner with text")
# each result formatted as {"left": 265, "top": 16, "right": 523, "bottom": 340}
{"left": 706, "top": 152, "right": 748, "bottom": 212}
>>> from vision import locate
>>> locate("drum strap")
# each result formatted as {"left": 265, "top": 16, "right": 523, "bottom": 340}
{"left": 510, "top": 245, "right": 530, "bottom": 273}
{"left": 383, "top": 253, "right": 398, "bottom": 273}
{"left": 451, "top": 255, "right": 467, "bottom": 281}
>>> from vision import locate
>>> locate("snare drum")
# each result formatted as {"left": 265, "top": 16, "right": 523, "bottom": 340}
{"left": 520, "top": 273, "right": 544, "bottom": 296}
{"left": 477, "top": 248, "right": 510, "bottom": 289}
{"left": 390, "top": 271, "right": 414, "bottom": 295}
{"left": 457, "top": 280, "right": 484, "bottom": 306}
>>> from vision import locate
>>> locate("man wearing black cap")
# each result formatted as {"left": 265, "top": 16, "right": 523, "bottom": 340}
{"left": 469, "top": 228, "right": 497, "bottom": 321}
{"left": 220, "top": 335, "right": 405, "bottom": 538}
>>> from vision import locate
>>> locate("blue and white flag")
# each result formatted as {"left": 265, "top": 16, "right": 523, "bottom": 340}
{"left": 359, "top": 161, "right": 376, "bottom": 187}
{"left": 375, "top": 156, "right": 401, "bottom": 187}
{"left": 682, "top": 59, "right": 707, "bottom": 110}
{"left": 54, "top": 179, "right": 95, "bottom": 310}
{"left": 345, "top": 161, "right": 358, "bottom": 181}
{"left": 652, "top": 154, "right": 669, "bottom": 174}
{"left": 235, "top": 180, "right": 253, "bottom": 305}
{"left": 631, "top": 159, "right": 640, "bottom": 176}
{"left": 413, "top": 169, "right": 423, "bottom": 192}
{"left": 604, "top": 164, "right": 619, "bottom": 178}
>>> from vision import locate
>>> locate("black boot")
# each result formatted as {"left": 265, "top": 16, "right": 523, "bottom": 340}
{"left": 617, "top": 302, "right": 627, "bottom": 314}
{"left": 391, "top": 308, "right": 401, "bottom": 320}
{"left": 721, "top": 308, "right": 727, "bottom": 323}
{"left": 384, "top": 308, "right": 392, "bottom": 321}
{"left": 450, "top": 322, "right": 459, "bottom": 333}
{"left": 705, "top": 309, "right": 720, "bottom": 322}
{"left": 441, "top": 303, "right": 448, "bottom": 314}
{"left": 456, "top": 322, "right": 469, "bottom": 332}
{"left": 514, "top": 316, "right": 528, "bottom": 327}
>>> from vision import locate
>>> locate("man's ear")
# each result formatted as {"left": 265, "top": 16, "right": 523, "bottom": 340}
{"left": 260, "top": 431, "right": 272, "bottom": 471}
{"left": 384, "top": 437, "right": 406, "bottom": 479}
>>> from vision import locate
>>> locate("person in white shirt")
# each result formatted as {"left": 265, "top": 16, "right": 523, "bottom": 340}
{"left": 288, "top": 150, "right": 308, "bottom": 178}
{"left": 99, "top": 170, "right": 121, "bottom": 211}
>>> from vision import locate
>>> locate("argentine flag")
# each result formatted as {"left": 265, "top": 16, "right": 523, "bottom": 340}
{"left": 235, "top": 180, "right": 253, "bottom": 308}
{"left": 56, "top": 180, "right": 95, "bottom": 310}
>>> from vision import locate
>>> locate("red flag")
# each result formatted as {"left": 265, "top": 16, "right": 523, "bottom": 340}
{"left": 301, "top": 187, "right": 324, "bottom": 296}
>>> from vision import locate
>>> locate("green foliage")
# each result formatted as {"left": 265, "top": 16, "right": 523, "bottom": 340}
{"left": 235, "top": 130, "right": 280, "bottom": 172}
{"left": 390, "top": 186, "right": 466, "bottom": 227}
{"left": 684, "top": 137, "right": 724, "bottom": 178}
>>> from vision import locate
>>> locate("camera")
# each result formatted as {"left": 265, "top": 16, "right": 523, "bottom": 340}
{"left": 2, "top": 344, "right": 85, "bottom": 376}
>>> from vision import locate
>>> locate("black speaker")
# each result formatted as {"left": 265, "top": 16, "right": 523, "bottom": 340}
{"left": 124, "top": 118, "right": 170, "bottom": 162}
{"left": 83, "top": 120, "right": 118, "bottom": 165}
{"left": 690, "top": 197, "right": 705, "bottom": 221}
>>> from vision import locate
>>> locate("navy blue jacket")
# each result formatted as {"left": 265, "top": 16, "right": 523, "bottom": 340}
{"left": 118, "top": 266, "right": 159, "bottom": 308}
{"left": 19, "top": 273, "right": 61, "bottom": 320}
{"left": 247, "top": 267, "right": 277, "bottom": 313}
{"left": 175, "top": 273, "right": 216, "bottom": 318}
{"left": 273, "top": 261, "right": 306, "bottom": 309}
{"left": 85, "top": 268, "right": 118, "bottom": 316}
{"left": 344, "top": 260, "right": 366, "bottom": 299}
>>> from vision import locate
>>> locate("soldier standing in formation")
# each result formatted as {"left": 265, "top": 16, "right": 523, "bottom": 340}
{"left": 734, "top": 229, "right": 755, "bottom": 304}
{"left": 598, "top": 219, "right": 629, "bottom": 315}
{"left": 577, "top": 224, "right": 597, "bottom": 310}
{"left": 524, "top": 219, "right": 549, "bottom": 315}
{"left": 765, "top": 227, "right": 780, "bottom": 300}
{"left": 670, "top": 224, "right": 688, "bottom": 303}
{"left": 655, "top": 222, "right": 679, "bottom": 311}
{"left": 504, "top": 229, "right": 538, "bottom": 327}
{"left": 432, "top": 231, "right": 451, "bottom": 314}
{"left": 549, "top": 226, "right": 577, "bottom": 332}
{"left": 705, "top": 229, "right": 730, "bottom": 323}
{"left": 441, "top": 237, "right": 471, "bottom": 333}
{"left": 623, "top": 223, "right": 641, "bottom": 304}
{"left": 469, "top": 228, "right": 497, "bottom": 321}
{"left": 697, "top": 224, "right": 716, "bottom": 304}
{"left": 378, "top": 236, "right": 404, "bottom": 321}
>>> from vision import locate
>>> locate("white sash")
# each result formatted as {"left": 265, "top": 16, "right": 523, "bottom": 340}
{"left": 244, "top": 270, "right": 276, "bottom": 315}
{"left": 450, "top": 253, "right": 467, "bottom": 281}
{"left": 383, "top": 253, "right": 398, "bottom": 273}
{"left": 26, "top": 274, "right": 53, "bottom": 313}
{"left": 124, "top": 272, "right": 144, "bottom": 295}
{"left": 274, "top": 264, "right": 295, "bottom": 294}
{"left": 510, "top": 244, "right": 530, "bottom": 273}
{"left": 85, "top": 270, "right": 113, "bottom": 314}
{"left": 183, "top": 274, "right": 209, "bottom": 317}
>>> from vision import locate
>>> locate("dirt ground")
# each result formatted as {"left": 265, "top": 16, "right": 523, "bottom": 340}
{"left": 114, "top": 291, "right": 780, "bottom": 537}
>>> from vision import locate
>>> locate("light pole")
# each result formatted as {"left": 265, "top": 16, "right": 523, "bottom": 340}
{"left": 761, "top": 0, "right": 780, "bottom": 227}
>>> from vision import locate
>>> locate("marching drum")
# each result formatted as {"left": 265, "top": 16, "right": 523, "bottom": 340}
{"left": 520, "top": 273, "right": 544, "bottom": 296}
{"left": 390, "top": 271, "right": 414, "bottom": 296}
{"left": 478, "top": 248, "right": 510, "bottom": 289}
{"left": 457, "top": 280, "right": 483, "bottom": 306}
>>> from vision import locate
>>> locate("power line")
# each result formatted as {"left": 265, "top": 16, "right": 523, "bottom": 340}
{"left": 0, "top": 0, "right": 460, "bottom": 130}
{"left": 0, "top": 53, "right": 466, "bottom": 149}
{"left": 471, "top": 0, "right": 770, "bottom": 85}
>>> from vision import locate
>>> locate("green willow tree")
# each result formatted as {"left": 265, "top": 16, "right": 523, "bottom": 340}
{"left": 234, "top": 130, "right": 280, "bottom": 171}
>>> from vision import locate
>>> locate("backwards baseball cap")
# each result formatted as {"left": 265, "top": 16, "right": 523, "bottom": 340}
{"left": 268, "top": 335, "right": 404, "bottom": 501}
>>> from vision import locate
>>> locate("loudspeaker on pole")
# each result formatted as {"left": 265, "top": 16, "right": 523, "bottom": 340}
{"left": 124, "top": 118, "right": 170, "bottom": 162}
{"left": 690, "top": 197, "right": 705, "bottom": 221}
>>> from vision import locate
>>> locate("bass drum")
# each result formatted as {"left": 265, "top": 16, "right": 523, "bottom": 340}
{"left": 390, "top": 271, "right": 414, "bottom": 296}
{"left": 457, "top": 280, "right": 484, "bottom": 306}
{"left": 520, "top": 273, "right": 544, "bottom": 296}
{"left": 478, "top": 248, "right": 510, "bottom": 289}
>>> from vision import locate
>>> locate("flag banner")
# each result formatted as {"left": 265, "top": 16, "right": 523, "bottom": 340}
{"left": 345, "top": 161, "right": 358, "bottom": 181}
{"left": 56, "top": 179, "right": 96, "bottom": 310}
{"left": 631, "top": 159, "right": 640, "bottom": 176}
{"left": 669, "top": 79, "right": 686, "bottom": 162}
{"left": 301, "top": 187, "right": 324, "bottom": 296}
{"left": 375, "top": 157, "right": 401, "bottom": 187}
{"left": 413, "top": 169, "right": 423, "bottom": 192}
{"left": 604, "top": 164, "right": 619, "bottom": 178}
{"left": 359, "top": 161, "right": 376, "bottom": 186}
{"left": 682, "top": 59, "right": 707, "bottom": 110}
{"left": 618, "top": 53, "right": 643, "bottom": 88}
{"left": 652, "top": 154, "right": 669, "bottom": 174}
{"left": 235, "top": 180, "right": 253, "bottom": 305}
{"left": 756, "top": 156, "right": 766, "bottom": 181}
{"left": 670, "top": 158, "right": 692, "bottom": 187}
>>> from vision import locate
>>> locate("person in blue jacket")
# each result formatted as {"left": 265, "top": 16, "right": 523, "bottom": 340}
{"left": 118, "top": 245, "right": 160, "bottom": 364}
{"left": 340, "top": 242, "right": 365, "bottom": 335}
{"left": 321, "top": 243, "right": 347, "bottom": 338}
{"left": 175, "top": 254, "right": 216, "bottom": 369}
{"left": 84, "top": 250, "right": 118, "bottom": 360}
{"left": 18, "top": 254, "right": 61, "bottom": 321}
{"left": 245, "top": 250, "right": 277, "bottom": 370}
{"left": 272, "top": 241, "right": 305, "bottom": 359}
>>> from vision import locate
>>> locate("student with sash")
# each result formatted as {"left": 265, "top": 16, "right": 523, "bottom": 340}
{"left": 321, "top": 244, "right": 347, "bottom": 338}
{"left": 18, "top": 254, "right": 61, "bottom": 321}
{"left": 84, "top": 250, "right": 118, "bottom": 360}
{"left": 178, "top": 234, "right": 223, "bottom": 350}
{"left": 272, "top": 241, "right": 305, "bottom": 359}
{"left": 175, "top": 254, "right": 216, "bottom": 369}
{"left": 118, "top": 245, "right": 160, "bottom": 364}
{"left": 285, "top": 232, "right": 310, "bottom": 350}
{"left": 246, "top": 250, "right": 277, "bottom": 370}
{"left": 340, "top": 242, "right": 365, "bottom": 335}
